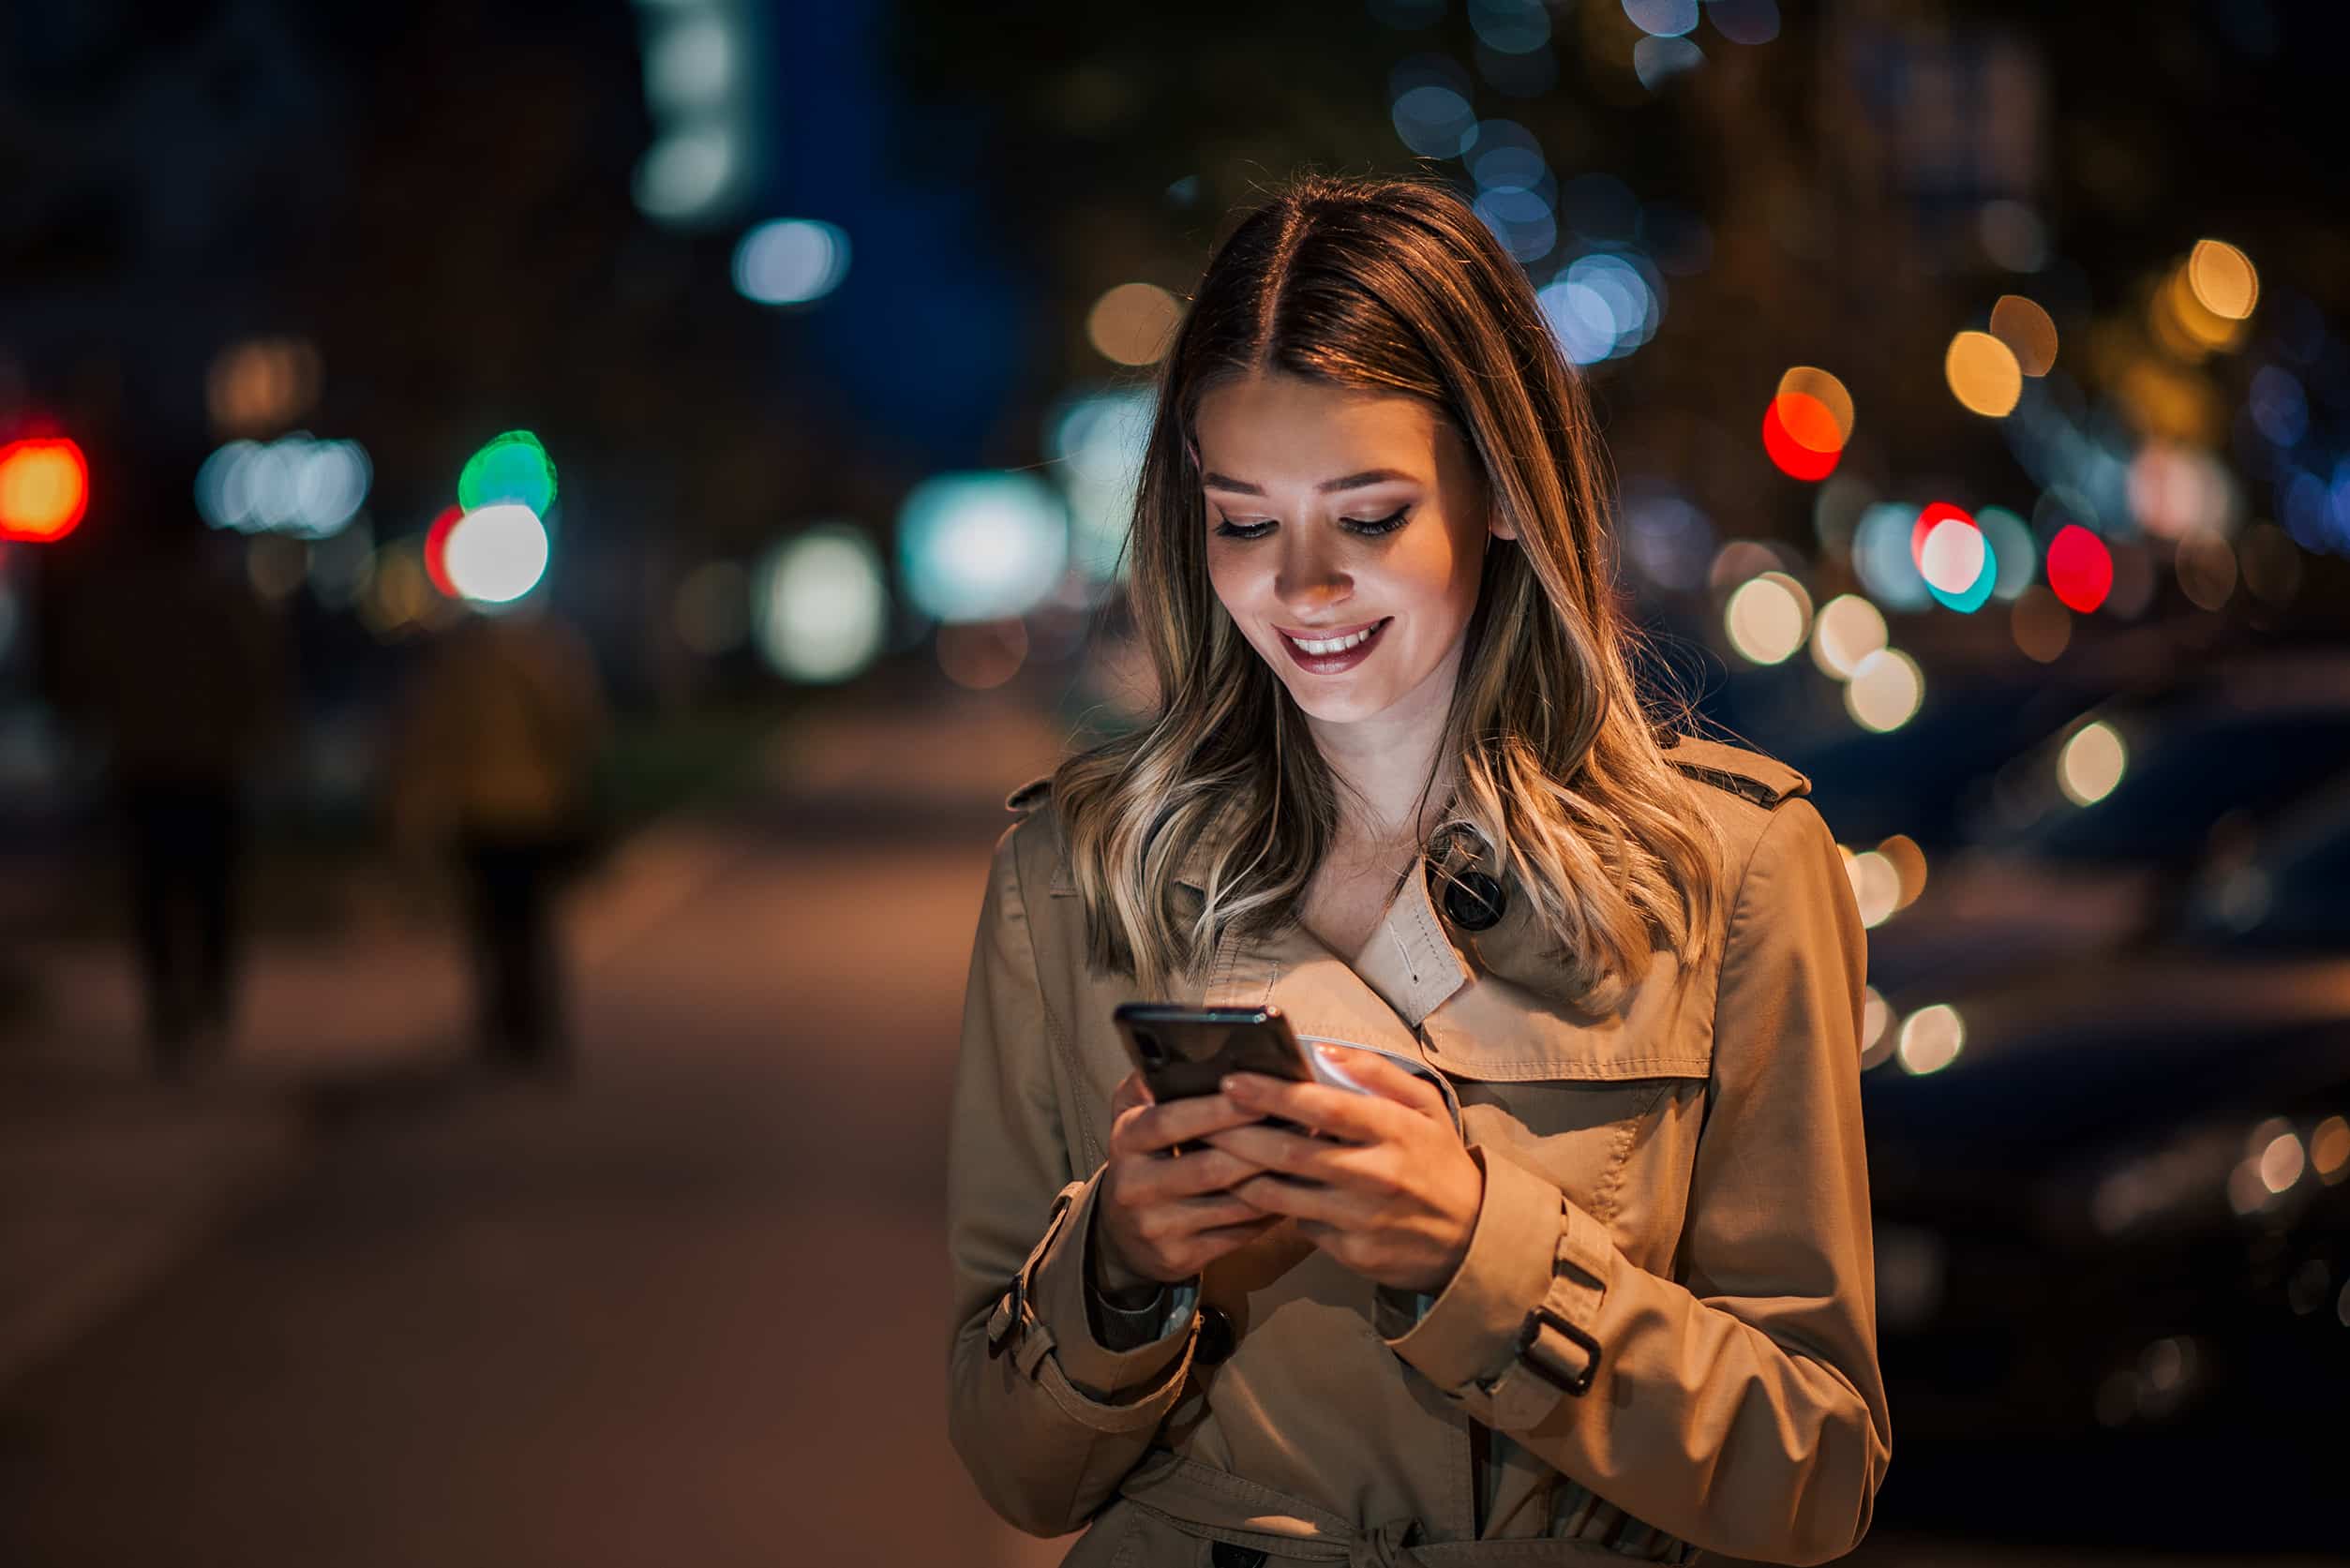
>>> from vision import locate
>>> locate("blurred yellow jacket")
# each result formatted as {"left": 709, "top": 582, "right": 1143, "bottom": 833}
{"left": 947, "top": 736, "right": 1890, "bottom": 1567}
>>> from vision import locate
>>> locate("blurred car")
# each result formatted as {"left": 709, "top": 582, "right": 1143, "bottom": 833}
{"left": 1859, "top": 943, "right": 2350, "bottom": 1549}
{"left": 1860, "top": 654, "right": 2350, "bottom": 1000}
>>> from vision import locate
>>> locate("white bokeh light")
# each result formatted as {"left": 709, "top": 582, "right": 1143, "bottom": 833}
{"left": 442, "top": 503, "right": 550, "bottom": 605}
{"left": 755, "top": 524, "right": 887, "bottom": 682}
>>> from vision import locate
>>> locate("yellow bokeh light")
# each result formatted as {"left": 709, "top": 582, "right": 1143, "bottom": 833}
{"left": 1877, "top": 833, "right": 1927, "bottom": 910}
{"left": 1809, "top": 593, "right": 1887, "bottom": 679}
{"left": 2157, "top": 269, "right": 2247, "bottom": 356}
{"left": 1859, "top": 986, "right": 1893, "bottom": 1068}
{"left": 1845, "top": 647, "right": 1923, "bottom": 733}
{"left": 1085, "top": 282, "right": 1182, "bottom": 366}
{"left": 2311, "top": 1115, "right": 2348, "bottom": 1184}
{"left": 1724, "top": 572, "right": 1811, "bottom": 665}
{"left": 1897, "top": 1004, "right": 1964, "bottom": 1075}
{"left": 1988, "top": 295, "right": 2058, "bottom": 377}
{"left": 2058, "top": 720, "right": 2127, "bottom": 806}
{"left": 2175, "top": 530, "right": 2238, "bottom": 611}
{"left": 1945, "top": 330, "right": 2022, "bottom": 417}
{"left": 2186, "top": 239, "right": 2258, "bottom": 321}
{"left": 2257, "top": 1130, "right": 2304, "bottom": 1195}
{"left": 1775, "top": 366, "right": 1855, "bottom": 443}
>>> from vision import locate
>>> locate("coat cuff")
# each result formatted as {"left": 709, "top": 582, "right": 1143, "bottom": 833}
{"left": 1027, "top": 1168, "right": 1198, "bottom": 1399}
{"left": 1384, "top": 1146, "right": 1599, "bottom": 1395}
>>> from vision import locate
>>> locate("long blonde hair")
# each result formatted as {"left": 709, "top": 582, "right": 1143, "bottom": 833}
{"left": 1054, "top": 172, "right": 1728, "bottom": 1008}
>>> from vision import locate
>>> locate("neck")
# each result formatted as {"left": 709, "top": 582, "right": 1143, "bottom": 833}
{"left": 1303, "top": 634, "right": 1464, "bottom": 847}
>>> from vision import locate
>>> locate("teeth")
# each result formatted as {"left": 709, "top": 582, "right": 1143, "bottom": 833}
{"left": 1291, "top": 623, "right": 1378, "bottom": 655}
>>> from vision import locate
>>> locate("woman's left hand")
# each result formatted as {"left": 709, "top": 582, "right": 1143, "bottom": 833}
{"left": 1202, "top": 1046, "right": 1483, "bottom": 1295}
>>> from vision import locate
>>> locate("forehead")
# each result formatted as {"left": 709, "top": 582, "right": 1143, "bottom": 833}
{"left": 1192, "top": 373, "right": 1443, "bottom": 480}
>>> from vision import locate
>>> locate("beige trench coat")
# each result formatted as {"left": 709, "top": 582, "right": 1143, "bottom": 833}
{"left": 946, "top": 735, "right": 1891, "bottom": 1566}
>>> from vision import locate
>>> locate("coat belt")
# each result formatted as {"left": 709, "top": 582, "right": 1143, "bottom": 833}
{"left": 1116, "top": 1450, "right": 1699, "bottom": 1565}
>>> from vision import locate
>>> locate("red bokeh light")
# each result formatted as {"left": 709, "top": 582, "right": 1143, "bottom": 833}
{"left": 0, "top": 437, "right": 90, "bottom": 543}
{"left": 423, "top": 504, "right": 463, "bottom": 598}
{"left": 2045, "top": 524, "right": 2114, "bottom": 613}
{"left": 1909, "top": 501, "right": 1974, "bottom": 569}
{"left": 1761, "top": 395, "right": 1841, "bottom": 481}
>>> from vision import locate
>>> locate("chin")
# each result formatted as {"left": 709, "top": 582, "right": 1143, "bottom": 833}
{"left": 1275, "top": 676, "right": 1396, "bottom": 724}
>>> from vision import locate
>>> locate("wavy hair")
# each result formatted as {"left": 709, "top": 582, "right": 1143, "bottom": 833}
{"left": 1053, "top": 172, "right": 1728, "bottom": 1008}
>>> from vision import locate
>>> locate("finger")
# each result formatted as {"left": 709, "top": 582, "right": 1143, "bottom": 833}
{"left": 1125, "top": 1091, "right": 1271, "bottom": 1156}
{"left": 1109, "top": 1069, "right": 1153, "bottom": 1120}
{"left": 1221, "top": 1073, "right": 1395, "bottom": 1143}
{"left": 1184, "top": 1213, "right": 1288, "bottom": 1264}
{"left": 1124, "top": 1145, "right": 1263, "bottom": 1202}
{"left": 1229, "top": 1170, "right": 1355, "bottom": 1225}
{"left": 1202, "top": 1123, "right": 1370, "bottom": 1186}
{"left": 1313, "top": 1045, "right": 1450, "bottom": 1125}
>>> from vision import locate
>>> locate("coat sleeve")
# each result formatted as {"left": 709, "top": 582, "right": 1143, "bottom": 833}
{"left": 945, "top": 823, "right": 1201, "bottom": 1538}
{"left": 1382, "top": 797, "right": 1892, "bottom": 1566}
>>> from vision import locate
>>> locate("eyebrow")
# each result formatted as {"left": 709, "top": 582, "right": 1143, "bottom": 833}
{"left": 1200, "top": 468, "right": 1420, "bottom": 496}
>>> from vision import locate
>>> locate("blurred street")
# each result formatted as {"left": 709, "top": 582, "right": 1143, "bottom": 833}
{"left": 0, "top": 698, "right": 1073, "bottom": 1568}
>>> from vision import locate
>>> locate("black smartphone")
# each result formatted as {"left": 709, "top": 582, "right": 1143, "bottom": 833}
{"left": 1112, "top": 1002, "right": 1313, "bottom": 1103}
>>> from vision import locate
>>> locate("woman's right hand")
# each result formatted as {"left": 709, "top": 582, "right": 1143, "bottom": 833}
{"left": 1094, "top": 1069, "right": 1286, "bottom": 1290}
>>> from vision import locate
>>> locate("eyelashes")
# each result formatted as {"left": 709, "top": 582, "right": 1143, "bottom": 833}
{"left": 1212, "top": 505, "right": 1413, "bottom": 541}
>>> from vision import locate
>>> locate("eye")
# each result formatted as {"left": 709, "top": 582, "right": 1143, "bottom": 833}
{"left": 1211, "top": 506, "right": 1413, "bottom": 540}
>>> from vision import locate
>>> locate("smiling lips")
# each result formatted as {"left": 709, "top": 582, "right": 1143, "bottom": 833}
{"left": 1275, "top": 616, "right": 1391, "bottom": 673}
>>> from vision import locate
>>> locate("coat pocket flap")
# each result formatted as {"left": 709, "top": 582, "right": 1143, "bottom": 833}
{"left": 1418, "top": 954, "right": 1715, "bottom": 1083}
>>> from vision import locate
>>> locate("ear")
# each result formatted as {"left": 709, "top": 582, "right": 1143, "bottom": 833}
{"left": 1488, "top": 509, "right": 1519, "bottom": 544}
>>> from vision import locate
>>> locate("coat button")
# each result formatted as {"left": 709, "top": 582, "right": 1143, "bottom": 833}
{"left": 1193, "top": 1304, "right": 1235, "bottom": 1364}
{"left": 1440, "top": 869, "right": 1506, "bottom": 931}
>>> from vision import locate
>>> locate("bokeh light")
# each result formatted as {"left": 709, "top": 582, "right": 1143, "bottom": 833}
{"left": 0, "top": 438, "right": 90, "bottom": 543}
{"left": 1844, "top": 848, "right": 1901, "bottom": 929}
{"left": 1810, "top": 593, "right": 1887, "bottom": 679}
{"left": 1724, "top": 571, "right": 1811, "bottom": 665}
{"left": 1047, "top": 387, "right": 1153, "bottom": 581}
{"left": 1851, "top": 502, "right": 1932, "bottom": 610}
{"left": 442, "top": 503, "right": 550, "bottom": 605}
{"left": 937, "top": 618, "right": 1030, "bottom": 691}
{"left": 1085, "top": 283, "right": 1181, "bottom": 366}
{"left": 1762, "top": 367, "right": 1850, "bottom": 482}
{"left": 1946, "top": 330, "right": 2023, "bottom": 417}
{"left": 206, "top": 336, "right": 322, "bottom": 436}
{"left": 2175, "top": 530, "right": 2238, "bottom": 611}
{"left": 1919, "top": 515, "right": 1996, "bottom": 613}
{"left": 731, "top": 218, "right": 851, "bottom": 306}
{"left": 1845, "top": 647, "right": 1923, "bottom": 733}
{"left": 2058, "top": 720, "right": 2128, "bottom": 807}
{"left": 457, "top": 431, "right": 556, "bottom": 517}
{"left": 1897, "top": 1004, "right": 1964, "bottom": 1075}
{"left": 2046, "top": 523, "right": 2115, "bottom": 613}
{"left": 196, "top": 435, "right": 371, "bottom": 539}
{"left": 1977, "top": 506, "right": 2037, "bottom": 600}
{"left": 2185, "top": 239, "right": 2258, "bottom": 321}
{"left": 1878, "top": 834, "right": 1928, "bottom": 911}
{"left": 1536, "top": 251, "right": 1663, "bottom": 364}
{"left": 1633, "top": 35, "right": 1704, "bottom": 88}
{"left": 898, "top": 470, "right": 1068, "bottom": 623}
{"left": 2126, "top": 443, "right": 2238, "bottom": 540}
{"left": 422, "top": 505, "right": 463, "bottom": 598}
{"left": 755, "top": 524, "right": 887, "bottom": 683}
{"left": 1988, "top": 295, "right": 2058, "bottom": 377}
{"left": 1623, "top": 0, "right": 1698, "bottom": 37}
{"left": 2011, "top": 584, "right": 2071, "bottom": 662}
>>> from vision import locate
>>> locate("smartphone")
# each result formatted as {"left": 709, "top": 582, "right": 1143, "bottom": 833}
{"left": 1112, "top": 1002, "right": 1315, "bottom": 1104}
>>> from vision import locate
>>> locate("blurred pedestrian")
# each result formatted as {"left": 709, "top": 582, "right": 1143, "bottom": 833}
{"left": 947, "top": 174, "right": 1888, "bottom": 1565}
{"left": 388, "top": 603, "right": 607, "bottom": 1077}
{"left": 59, "top": 511, "right": 293, "bottom": 1078}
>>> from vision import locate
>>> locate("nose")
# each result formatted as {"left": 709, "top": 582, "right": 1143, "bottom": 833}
{"left": 1274, "top": 527, "right": 1353, "bottom": 618}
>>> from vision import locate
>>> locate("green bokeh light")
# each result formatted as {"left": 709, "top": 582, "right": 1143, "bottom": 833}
{"left": 457, "top": 431, "right": 556, "bottom": 516}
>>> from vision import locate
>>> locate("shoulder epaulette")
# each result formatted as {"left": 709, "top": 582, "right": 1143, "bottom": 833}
{"left": 1005, "top": 775, "right": 1053, "bottom": 815}
{"left": 1656, "top": 732, "right": 1810, "bottom": 810}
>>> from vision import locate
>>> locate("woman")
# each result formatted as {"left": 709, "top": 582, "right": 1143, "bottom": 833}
{"left": 947, "top": 173, "right": 1888, "bottom": 1567}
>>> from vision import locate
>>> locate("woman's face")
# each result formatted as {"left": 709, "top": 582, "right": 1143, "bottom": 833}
{"left": 1194, "top": 371, "right": 1511, "bottom": 727}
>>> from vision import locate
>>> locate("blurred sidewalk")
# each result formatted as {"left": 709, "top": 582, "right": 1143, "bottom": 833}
{"left": 0, "top": 691, "right": 1065, "bottom": 1399}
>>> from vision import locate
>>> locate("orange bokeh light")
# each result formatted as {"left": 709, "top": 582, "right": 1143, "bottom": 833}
{"left": 0, "top": 438, "right": 90, "bottom": 543}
